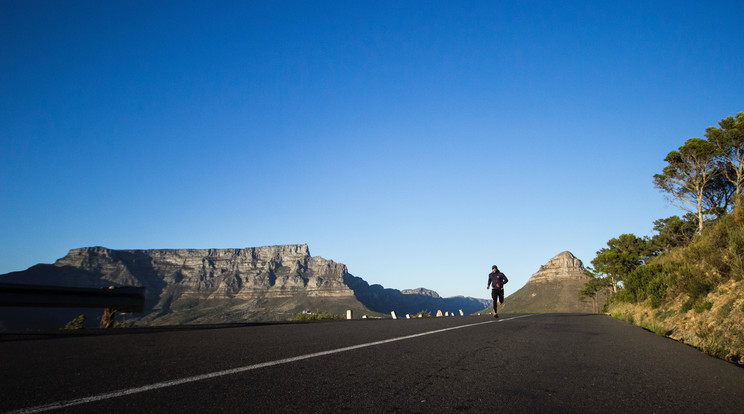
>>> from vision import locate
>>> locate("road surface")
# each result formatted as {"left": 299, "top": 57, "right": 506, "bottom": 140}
{"left": 2, "top": 313, "right": 743, "bottom": 413}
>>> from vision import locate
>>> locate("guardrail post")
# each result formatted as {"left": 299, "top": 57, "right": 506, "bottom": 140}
{"left": 436, "top": 310, "right": 443, "bottom": 317}
{"left": 391, "top": 311, "right": 397, "bottom": 320}
{"left": 459, "top": 309, "right": 464, "bottom": 316}
{"left": 346, "top": 310, "right": 352, "bottom": 320}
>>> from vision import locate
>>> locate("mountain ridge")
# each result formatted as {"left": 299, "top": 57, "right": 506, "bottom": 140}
{"left": 0, "top": 245, "right": 491, "bottom": 330}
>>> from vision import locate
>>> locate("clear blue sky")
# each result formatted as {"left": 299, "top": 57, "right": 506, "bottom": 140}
{"left": 2, "top": 1, "right": 742, "bottom": 299}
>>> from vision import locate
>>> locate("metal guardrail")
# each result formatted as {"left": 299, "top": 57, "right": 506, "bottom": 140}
{"left": 0, "top": 284, "right": 146, "bottom": 313}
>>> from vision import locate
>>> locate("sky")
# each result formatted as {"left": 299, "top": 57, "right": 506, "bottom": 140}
{"left": 1, "top": 0, "right": 743, "bottom": 300}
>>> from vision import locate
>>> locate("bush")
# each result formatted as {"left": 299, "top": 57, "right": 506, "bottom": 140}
{"left": 728, "top": 225, "right": 744, "bottom": 281}
{"left": 623, "top": 263, "right": 669, "bottom": 305}
{"left": 62, "top": 314, "right": 86, "bottom": 330}
{"left": 294, "top": 310, "right": 343, "bottom": 321}
{"left": 670, "top": 262, "right": 716, "bottom": 300}
{"left": 693, "top": 300, "right": 713, "bottom": 313}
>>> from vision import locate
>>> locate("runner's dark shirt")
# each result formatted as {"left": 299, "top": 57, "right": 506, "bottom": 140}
{"left": 487, "top": 271, "right": 508, "bottom": 289}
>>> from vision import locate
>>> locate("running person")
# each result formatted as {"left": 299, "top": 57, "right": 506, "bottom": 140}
{"left": 487, "top": 265, "right": 508, "bottom": 318}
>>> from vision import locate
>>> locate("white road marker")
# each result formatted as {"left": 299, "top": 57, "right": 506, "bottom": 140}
{"left": 9, "top": 314, "right": 534, "bottom": 414}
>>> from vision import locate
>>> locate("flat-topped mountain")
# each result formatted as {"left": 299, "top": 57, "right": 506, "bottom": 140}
{"left": 401, "top": 288, "right": 440, "bottom": 298}
{"left": 0, "top": 245, "right": 491, "bottom": 330}
{"left": 496, "top": 251, "right": 594, "bottom": 314}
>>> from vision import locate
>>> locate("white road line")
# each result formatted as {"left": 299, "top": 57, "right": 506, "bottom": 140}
{"left": 9, "top": 314, "right": 535, "bottom": 414}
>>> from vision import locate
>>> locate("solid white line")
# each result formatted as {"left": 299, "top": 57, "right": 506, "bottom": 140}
{"left": 9, "top": 314, "right": 534, "bottom": 414}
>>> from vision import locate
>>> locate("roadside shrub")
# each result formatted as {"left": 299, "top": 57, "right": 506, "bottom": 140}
{"left": 681, "top": 299, "right": 694, "bottom": 313}
{"left": 740, "top": 303, "right": 744, "bottom": 313}
{"left": 623, "top": 263, "right": 669, "bottom": 306}
{"left": 618, "top": 265, "right": 646, "bottom": 303}
{"left": 294, "top": 310, "right": 343, "bottom": 321}
{"left": 614, "top": 288, "right": 635, "bottom": 303}
{"left": 62, "top": 315, "right": 86, "bottom": 330}
{"left": 670, "top": 262, "right": 716, "bottom": 300}
{"left": 728, "top": 225, "right": 744, "bottom": 281}
{"left": 693, "top": 300, "right": 713, "bottom": 313}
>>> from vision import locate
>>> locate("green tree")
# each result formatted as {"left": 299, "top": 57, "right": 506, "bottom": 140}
{"left": 591, "top": 233, "right": 651, "bottom": 293}
{"left": 654, "top": 138, "right": 721, "bottom": 232}
{"left": 703, "top": 167, "right": 736, "bottom": 218}
{"left": 650, "top": 215, "right": 697, "bottom": 252}
{"left": 579, "top": 273, "right": 612, "bottom": 313}
{"left": 705, "top": 111, "right": 744, "bottom": 194}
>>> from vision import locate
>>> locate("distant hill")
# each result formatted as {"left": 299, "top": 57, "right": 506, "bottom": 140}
{"left": 0, "top": 245, "right": 490, "bottom": 330}
{"left": 487, "top": 251, "right": 594, "bottom": 314}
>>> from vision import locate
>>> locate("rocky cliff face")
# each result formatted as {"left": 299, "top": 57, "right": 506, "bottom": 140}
{"left": 52, "top": 244, "right": 354, "bottom": 299}
{"left": 401, "top": 288, "right": 441, "bottom": 298}
{"left": 526, "top": 251, "right": 588, "bottom": 284}
{"left": 0, "top": 245, "right": 491, "bottom": 330}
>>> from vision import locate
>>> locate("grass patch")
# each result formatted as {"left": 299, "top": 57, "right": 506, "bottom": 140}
{"left": 640, "top": 319, "right": 668, "bottom": 336}
{"left": 611, "top": 311, "right": 635, "bottom": 325}
{"left": 654, "top": 308, "right": 676, "bottom": 321}
{"left": 294, "top": 310, "right": 343, "bottom": 321}
{"left": 718, "top": 298, "right": 736, "bottom": 319}
{"left": 696, "top": 322, "right": 731, "bottom": 360}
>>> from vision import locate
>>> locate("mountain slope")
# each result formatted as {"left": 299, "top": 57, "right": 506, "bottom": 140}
{"left": 492, "top": 251, "right": 594, "bottom": 314}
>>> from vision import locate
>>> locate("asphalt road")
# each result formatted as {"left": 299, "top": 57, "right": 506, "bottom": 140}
{"left": 2, "top": 313, "right": 743, "bottom": 413}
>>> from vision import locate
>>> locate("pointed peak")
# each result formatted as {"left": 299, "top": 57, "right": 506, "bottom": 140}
{"left": 528, "top": 251, "right": 587, "bottom": 283}
{"left": 552, "top": 251, "right": 577, "bottom": 260}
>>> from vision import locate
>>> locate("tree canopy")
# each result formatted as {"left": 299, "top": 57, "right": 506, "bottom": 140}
{"left": 590, "top": 233, "right": 651, "bottom": 294}
{"left": 705, "top": 111, "right": 744, "bottom": 194}
{"left": 653, "top": 137, "right": 721, "bottom": 232}
{"left": 650, "top": 215, "right": 697, "bottom": 252}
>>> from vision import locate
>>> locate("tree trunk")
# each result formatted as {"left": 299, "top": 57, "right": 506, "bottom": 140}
{"left": 697, "top": 194, "right": 705, "bottom": 233}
